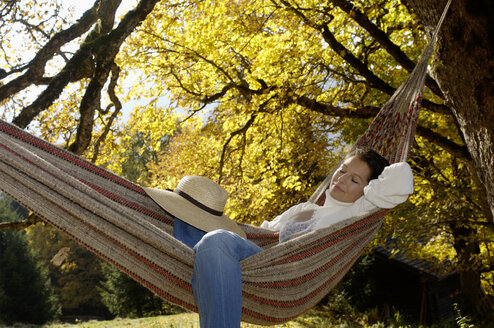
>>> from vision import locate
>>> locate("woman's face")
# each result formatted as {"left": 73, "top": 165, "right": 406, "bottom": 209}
{"left": 329, "top": 156, "right": 371, "bottom": 203}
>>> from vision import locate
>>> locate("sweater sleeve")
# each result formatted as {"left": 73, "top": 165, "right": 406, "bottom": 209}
{"left": 363, "top": 162, "right": 414, "bottom": 209}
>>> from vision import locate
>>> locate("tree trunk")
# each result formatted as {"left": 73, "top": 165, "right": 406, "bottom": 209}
{"left": 450, "top": 224, "right": 484, "bottom": 316}
{"left": 404, "top": 0, "right": 494, "bottom": 225}
{"left": 404, "top": 0, "right": 494, "bottom": 319}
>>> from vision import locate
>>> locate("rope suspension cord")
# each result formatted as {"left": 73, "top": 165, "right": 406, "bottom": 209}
{"left": 433, "top": 0, "right": 453, "bottom": 42}
{"left": 0, "top": 0, "right": 452, "bottom": 325}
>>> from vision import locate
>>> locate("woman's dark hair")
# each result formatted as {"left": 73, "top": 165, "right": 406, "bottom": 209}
{"left": 345, "top": 148, "right": 390, "bottom": 181}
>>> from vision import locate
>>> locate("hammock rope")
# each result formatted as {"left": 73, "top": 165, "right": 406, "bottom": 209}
{"left": 0, "top": 1, "right": 451, "bottom": 325}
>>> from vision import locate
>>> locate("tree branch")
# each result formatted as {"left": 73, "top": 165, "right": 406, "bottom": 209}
{"left": 295, "top": 94, "right": 378, "bottom": 118}
{"left": 292, "top": 93, "right": 468, "bottom": 160}
{"left": 0, "top": 213, "right": 42, "bottom": 231}
{"left": 415, "top": 125, "right": 471, "bottom": 161}
{"left": 0, "top": 1, "right": 101, "bottom": 103}
{"left": 66, "top": 0, "right": 160, "bottom": 154}
{"left": 276, "top": 0, "right": 451, "bottom": 116}
{"left": 12, "top": 47, "right": 95, "bottom": 129}
{"left": 91, "top": 63, "right": 123, "bottom": 163}
{"left": 218, "top": 113, "right": 257, "bottom": 183}
{"left": 331, "top": 0, "right": 443, "bottom": 97}
{"left": 201, "top": 83, "right": 235, "bottom": 104}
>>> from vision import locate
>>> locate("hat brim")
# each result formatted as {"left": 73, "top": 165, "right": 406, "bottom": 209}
{"left": 143, "top": 187, "right": 246, "bottom": 238}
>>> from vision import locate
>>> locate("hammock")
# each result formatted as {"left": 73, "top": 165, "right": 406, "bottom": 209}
{"left": 0, "top": 2, "right": 450, "bottom": 325}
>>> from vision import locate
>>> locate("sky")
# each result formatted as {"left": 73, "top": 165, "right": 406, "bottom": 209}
{"left": 66, "top": 0, "right": 137, "bottom": 20}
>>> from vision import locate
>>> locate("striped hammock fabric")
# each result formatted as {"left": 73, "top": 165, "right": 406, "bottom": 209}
{"left": 0, "top": 2, "right": 450, "bottom": 324}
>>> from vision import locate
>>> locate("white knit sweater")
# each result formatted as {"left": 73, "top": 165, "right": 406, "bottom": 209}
{"left": 260, "top": 162, "right": 414, "bottom": 242}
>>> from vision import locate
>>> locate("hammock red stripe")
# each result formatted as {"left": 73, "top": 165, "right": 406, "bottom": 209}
{"left": 0, "top": 121, "right": 143, "bottom": 193}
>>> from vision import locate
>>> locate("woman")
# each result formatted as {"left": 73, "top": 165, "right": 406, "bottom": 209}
{"left": 145, "top": 148, "right": 414, "bottom": 328}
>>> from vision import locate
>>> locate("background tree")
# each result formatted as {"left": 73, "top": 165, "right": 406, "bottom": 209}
{"left": 100, "top": 263, "right": 184, "bottom": 317}
{"left": 27, "top": 224, "right": 112, "bottom": 319}
{"left": 0, "top": 195, "right": 59, "bottom": 325}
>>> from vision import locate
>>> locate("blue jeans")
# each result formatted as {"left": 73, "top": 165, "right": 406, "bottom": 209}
{"left": 173, "top": 221, "right": 262, "bottom": 328}
{"left": 173, "top": 218, "right": 207, "bottom": 248}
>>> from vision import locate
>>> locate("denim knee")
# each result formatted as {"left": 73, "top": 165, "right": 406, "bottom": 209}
{"left": 193, "top": 229, "right": 233, "bottom": 253}
{"left": 194, "top": 229, "right": 262, "bottom": 262}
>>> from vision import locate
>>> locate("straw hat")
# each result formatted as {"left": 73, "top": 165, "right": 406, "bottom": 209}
{"left": 143, "top": 175, "right": 246, "bottom": 238}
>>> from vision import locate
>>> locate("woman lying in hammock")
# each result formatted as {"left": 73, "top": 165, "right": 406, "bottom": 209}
{"left": 144, "top": 148, "right": 414, "bottom": 328}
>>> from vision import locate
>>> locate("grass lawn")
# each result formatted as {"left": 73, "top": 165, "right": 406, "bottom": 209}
{"left": 0, "top": 308, "right": 373, "bottom": 328}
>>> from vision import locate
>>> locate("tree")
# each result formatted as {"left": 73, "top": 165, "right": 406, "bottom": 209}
{"left": 100, "top": 263, "right": 184, "bottom": 317}
{"left": 1, "top": 0, "right": 493, "bottom": 320}
{"left": 404, "top": 0, "right": 494, "bottom": 227}
{"left": 27, "top": 224, "right": 112, "bottom": 319}
{"left": 0, "top": 0, "right": 160, "bottom": 155}
{"left": 394, "top": 0, "right": 494, "bottom": 316}
{"left": 0, "top": 195, "right": 59, "bottom": 325}
{"left": 118, "top": 0, "right": 493, "bottom": 317}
